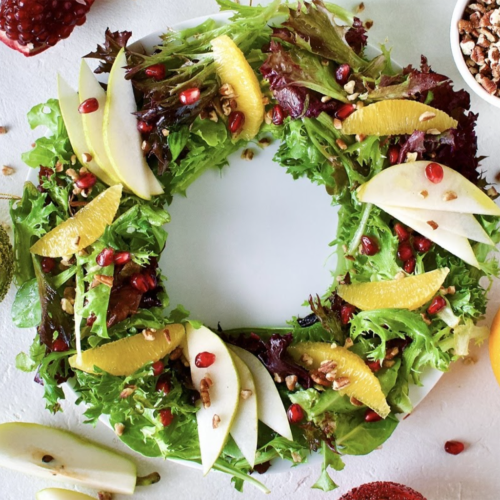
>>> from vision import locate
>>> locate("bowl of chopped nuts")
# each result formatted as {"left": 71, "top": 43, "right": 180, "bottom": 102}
{"left": 451, "top": 0, "right": 500, "bottom": 107}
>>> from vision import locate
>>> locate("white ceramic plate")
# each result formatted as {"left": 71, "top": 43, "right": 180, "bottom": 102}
{"left": 28, "top": 10, "right": 443, "bottom": 472}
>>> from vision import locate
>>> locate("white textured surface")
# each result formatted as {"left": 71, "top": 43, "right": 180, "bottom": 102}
{"left": 1, "top": 1, "right": 500, "bottom": 499}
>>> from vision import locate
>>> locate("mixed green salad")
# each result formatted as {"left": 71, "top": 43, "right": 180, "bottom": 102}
{"left": 5, "top": 0, "right": 500, "bottom": 493}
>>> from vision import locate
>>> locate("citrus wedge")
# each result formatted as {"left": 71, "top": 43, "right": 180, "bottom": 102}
{"left": 337, "top": 268, "right": 449, "bottom": 311}
{"left": 211, "top": 34, "right": 264, "bottom": 140}
{"left": 30, "top": 185, "right": 122, "bottom": 257}
{"left": 30, "top": 184, "right": 122, "bottom": 257}
{"left": 342, "top": 100, "right": 458, "bottom": 136}
{"left": 288, "top": 342, "right": 390, "bottom": 418}
{"left": 489, "top": 308, "right": 500, "bottom": 387}
{"left": 69, "top": 324, "right": 185, "bottom": 376}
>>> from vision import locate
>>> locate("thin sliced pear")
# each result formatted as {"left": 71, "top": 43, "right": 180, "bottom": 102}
{"left": 379, "top": 205, "right": 493, "bottom": 245}
{"left": 57, "top": 75, "right": 115, "bottom": 186}
{"left": 380, "top": 204, "right": 480, "bottom": 268}
{"left": 104, "top": 49, "right": 163, "bottom": 200}
{"left": 69, "top": 324, "right": 185, "bottom": 376}
{"left": 228, "top": 345, "right": 293, "bottom": 441}
{"left": 357, "top": 161, "right": 500, "bottom": 216}
{"left": 229, "top": 351, "right": 258, "bottom": 468}
{"left": 79, "top": 61, "right": 121, "bottom": 185}
{"left": 0, "top": 423, "right": 136, "bottom": 494}
{"left": 37, "top": 489, "right": 96, "bottom": 500}
{"left": 184, "top": 325, "right": 240, "bottom": 475}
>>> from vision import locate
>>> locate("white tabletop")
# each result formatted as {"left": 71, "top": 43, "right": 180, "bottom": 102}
{"left": 2, "top": 1, "right": 500, "bottom": 499}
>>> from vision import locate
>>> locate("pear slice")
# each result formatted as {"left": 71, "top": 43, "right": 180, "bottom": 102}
{"left": 57, "top": 75, "right": 115, "bottom": 186}
{"left": 184, "top": 325, "right": 240, "bottom": 475}
{"left": 379, "top": 203, "right": 480, "bottom": 268}
{"left": 104, "top": 49, "right": 164, "bottom": 200}
{"left": 37, "top": 489, "right": 96, "bottom": 500}
{"left": 380, "top": 205, "right": 493, "bottom": 245}
{"left": 357, "top": 161, "right": 500, "bottom": 216}
{"left": 229, "top": 351, "right": 258, "bottom": 468}
{"left": 228, "top": 345, "right": 293, "bottom": 441}
{"left": 0, "top": 422, "right": 136, "bottom": 494}
{"left": 78, "top": 61, "right": 120, "bottom": 185}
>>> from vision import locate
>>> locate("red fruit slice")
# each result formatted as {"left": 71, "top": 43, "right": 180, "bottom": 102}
{"left": 339, "top": 481, "right": 426, "bottom": 500}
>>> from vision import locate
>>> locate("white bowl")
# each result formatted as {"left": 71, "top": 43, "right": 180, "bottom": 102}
{"left": 450, "top": 0, "right": 500, "bottom": 108}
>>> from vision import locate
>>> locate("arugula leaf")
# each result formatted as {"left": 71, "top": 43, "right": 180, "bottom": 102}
{"left": 312, "top": 441, "right": 345, "bottom": 492}
{"left": 12, "top": 278, "right": 41, "bottom": 328}
{"left": 15, "top": 334, "right": 45, "bottom": 372}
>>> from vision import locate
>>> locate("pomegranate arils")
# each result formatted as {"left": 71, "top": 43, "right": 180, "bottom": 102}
{"left": 137, "top": 121, "right": 153, "bottom": 134}
{"left": 425, "top": 162, "right": 444, "bottom": 184}
{"left": 159, "top": 408, "right": 174, "bottom": 427}
{"left": 413, "top": 235, "right": 433, "bottom": 253}
{"left": 145, "top": 64, "right": 166, "bottom": 81}
{"left": 360, "top": 235, "right": 379, "bottom": 256}
{"left": 52, "top": 338, "right": 68, "bottom": 352}
{"left": 96, "top": 248, "right": 115, "bottom": 267}
{"left": 156, "top": 377, "right": 171, "bottom": 395}
{"left": 75, "top": 172, "right": 97, "bottom": 190}
{"left": 114, "top": 251, "right": 132, "bottom": 266}
{"left": 394, "top": 223, "right": 410, "bottom": 242}
{"left": 272, "top": 105, "right": 285, "bottom": 125}
{"left": 152, "top": 361, "right": 164, "bottom": 377}
{"left": 364, "top": 409, "right": 382, "bottom": 422}
{"left": 228, "top": 111, "right": 245, "bottom": 134}
{"left": 445, "top": 440, "right": 465, "bottom": 455}
{"left": 341, "top": 304, "right": 356, "bottom": 325}
{"left": 388, "top": 145, "right": 400, "bottom": 165}
{"left": 397, "top": 242, "right": 413, "bottom": 262}
{"left": 366, "top": 360, "right": 382, "bottom": 373}
{"left": 41, "top": 257, "right": 56, "bottom": 273}
{"left": 195, "top": 352, "right": 216, "bottom": 368}
{"left": 78, "top": 98, "right": 99, "bottom": 114}
{"left": 144, "top": 272, "right": 157, "bottom": 290}
{"left": 179, "top": 87, "right": 201, "bottom": 105}
{"left": 336, "top": 103, "right": 356, "bottom": 121}
{"left": 335, "top": 63, "right": 351, "bottom": 85}
{"left": 427, "top": 295, "right": 446, "bottom": 315}
{"left": 287, "top": 403, "right": 305, "bottom": 424}
{"left": 404, "top": 257, "right": 416, "bottom": 274}
{"left": 130, "top": 273, "right": 149, "bottom": 294}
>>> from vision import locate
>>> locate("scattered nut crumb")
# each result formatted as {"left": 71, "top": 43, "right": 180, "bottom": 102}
{"left": 91, "top": 274, "right": 114, "bottom": 288}
{"left": 406, "top": 152, "right": 418, "bottom": 163}
{"left": 273, "top": 373, "right": 284, "bottom": 383}
{"left": 240, "top": 389, "right": 253, "bottom": 400}
{"left": 161, "top": 129, "right": 170, "bottom": 137}
{"left": 333, "top": 377, "right": 350, "bottom": 390}
{"left": 285, "top": 374, "right": 298, "bottom": 391}
{"left": 419, "top": 190, "right": 429, "bottom": 198}
{"left": 212, "top": 414, "right": 221, "bottom": 429}
{"left": 291, "top": 452, "right": 303, "bottom": 463}
{"left": 383, "top": 359, "right": 396, "bottom": 368}
{"left": 258, "top": 137, "right": 272, "bottom": 148}
{"left": 364, "top": 20, "right": 373, "bottom": 30}
{"left": 0, "top": 126, "right": 7, "bottom": 134}
{"left": 333, "top": 118, "right": 342, "bottom": 130}
{"left": 81, "top": 153, "right": 92, "bottom": 163}
{"left": 241, "top": 148, "right": 254, "bottom": 160}
{"left": 60, "top": 298, "right": 74, "bottom": 315}
{"left": 426, "top": 128, "right": 442, "bottom": 135}
{"left": 427, "top": 220, "right": 439, "bottom": 230}
{"left": 114, "top": 422, "right": 125, "bottom": 436}
{"left": 98, "top": 492, "right": 112, "bottom": 500}
{"left": 419, "top": 111, "right": 436, "bottom": 122}
{"left": 120, "top": 385, "right": 136, "bottom": 399}
{"left": 356, "top": 2, "right": 365, "bottom": 13}
{"left": 443, "top": 190, "right": 458, "bottom": 201}
{"left": 321, "top": 95, "right": 332, "bottom": 103}
{"left": 344, "top": 337, "right": 354, "bottom": 348}
{"left": 350, "top": 396, "right": 364, "bottom": 406}
{"left": 421, "top": 312, "right": 432, "bottom": 325}
{"left": 300, "top": 353, "right": 314, "bottom": 366}
{"left": 169, "top": 346, "right": 183, "bottom": 360}
{"left": 142, "top": 328, "right": 156, "bottom": 341}
{"left": 2, "top": 166, "right": 15, "bottom": 176}
{"left": 70, "top": 154, "right": 77, "bottom": 165}
{"left": 487, "top": 186, "right": 498, "bottom": 197}
{"left": 344, "top": 80, "right": 356, "bottom": 94}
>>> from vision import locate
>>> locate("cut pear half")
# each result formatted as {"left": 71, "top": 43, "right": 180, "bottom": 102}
{"left": 37, "top": 489, "right": 96, "bottom": 500}
{"left": 0, "top": 422, "right": 136, "bottom": 494}
{"left": 57, "top": 75, "right": 115, "bottom": 186}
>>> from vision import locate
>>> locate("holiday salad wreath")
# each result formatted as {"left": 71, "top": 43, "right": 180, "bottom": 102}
{"left": 4, "top": 0, "right": 500, "bottom": 493}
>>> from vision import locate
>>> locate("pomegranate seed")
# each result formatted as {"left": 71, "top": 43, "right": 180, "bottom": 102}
{"left": 152, "top": 360, "right": 164, "bottom": 377}
{"left": 364, "top": 409, "right": 382, "bottom": 422}
{"left": 427, "top": 295, "right": 446, "bottom": 315}
{"left": 41, "top": 257, "right": 56, "bottom": 273}
{"left": 404, "top": 257, "right": 416, "bottom": 274}
{"left": 360, "top": 235, "right": 379, "bottom": 256}
{"left": 287, "top": 403, "right": 305, "bottom": 424}
{"left": 52, "top": 338, "right": 68, "bottom": 352}
{"left": 114, "top": 251, "right": 132, "bottom": 266}
{"left": 366, "top": 360, "right": 382, "bottom": 373}
{"left": 130, "top": 273, "right": 149, "bottom": 293}
{"left": 272, "top": 105, "right": 285, "bottom": 125}
{"left": 335, "top": 63, "right": 351, "bottom": 85}
{"left": 179, "top": 87, "right": 200, "bottom": 105}
{"left": 425, "top": 162, "right": 444, "bottom": 184}
{"left": 78, "top": 97, "right": 99, "bottom": 114}
{"left": 159, "top": 408, "right": 174, "bottom": 427}
{"left": 96, "top": 248, "right": 115, "bottom": 267}
{"left": 86, "top": 314, "right": 97, "bottom": 327}
{"left": 444, "top": 440, "right": 465, "bottom": 455}
{"left": 413, "top": 235, "right": 433, "bottom": 253}
{"left": 145, "top": 64, "right": 166, "bottom": 80}
{"left": 397, "top": 242, "right": 413, "bottom": 262}
{"left": 75, "top": 172, "right": 97, "bottom": 190}
{"left": 156, "top": 376, "right": 171, "bottom": 395}
{"left": 341, "top": 304, "right": 356, "bottom": 325}
{"left": 335, "top": 103, "right": 356, "bottom": 121}
{"left": 388, "top": 145, "right": 400, "bottom": 165}
{"left": 394, "top": 223, "right": 410, "bottom": 242}
{"left": 137, "top": 121, "right": 153, "bottom": 134}
{"left": 228, "top": 111, "right": 245, "bottom": 134}
{"left": 195, "top": 352, "right": 216, "bottom": 368}
{"left": 144, "top": 272, "right": 157, "bottom": 290}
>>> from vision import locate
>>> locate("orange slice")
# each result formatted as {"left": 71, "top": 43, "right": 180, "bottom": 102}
{"left": 288, "top": 342, "right": 390, "bottom": 418}
{"left": 342, "top": 100, "right": 458, "bottom": 136}
{"left": 211, "top": 34, "right": 264, "bottom": 140}
{"left": 337, "top": 268, "right": 449, "bottom": 311}
{"left": 69, "top": 324, "right": 185, "bottom": 376}
{"left": 489, "top": 308, "right": 500, "bottom": 386}
{"left": 30, "top": 185, "right": 122, "bottom": 257}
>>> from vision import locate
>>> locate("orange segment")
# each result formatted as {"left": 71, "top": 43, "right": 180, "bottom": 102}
{"left": 342, "top": 100, "right": 458, "bottom": 136}
{"left": 69, "top": 324, "right": 185, "bottom": 376}
{"left": 288, "top": 342, "right": 390, "bottom": 418}
{"left": 30, "top": 185, "right": 122, "bottom": 257}
{"left": 489, "top": 308, "right": 500, "bottom": 386}
{"left": 337, "top": 268, "right": 449, "bottom": 311}
{"left": 211, "top": 34, "right": 264, "bottom": 140}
